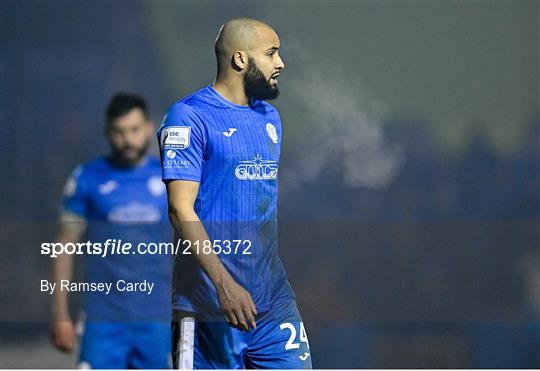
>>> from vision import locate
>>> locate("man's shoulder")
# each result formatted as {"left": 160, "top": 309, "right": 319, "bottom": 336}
{"left": 62, "top": 157, "right": 108, "bottom": 197}
{"left": 166, "top": 86, "right": 214, "bottom": 117}
{"left": 71, "top": 157, "right": 109, "bottom": 179}
{"left": 164, "top": 100, "right": 201, "bottom": 119}
{"left": 180, "top": 86, "right": 211, "bottom": 107}
{"left": 162, "top": 94, "right": 210, "bottom": 129}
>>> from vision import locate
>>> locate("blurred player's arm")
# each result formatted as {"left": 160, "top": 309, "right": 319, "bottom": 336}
{"left": 167, "top": 179, "right": 257, "bottom": 331}
{"left": 50, "top": 212, "right": 86, "bottom": 352}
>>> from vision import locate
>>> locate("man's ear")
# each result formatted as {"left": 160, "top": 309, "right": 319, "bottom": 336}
{"left": 232, "top": 50, "right": 248, "bottom": 71}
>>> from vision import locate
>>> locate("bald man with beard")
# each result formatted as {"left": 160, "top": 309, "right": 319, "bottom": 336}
{"left": 157, "top": 18, "right": 312, "bottom": 369}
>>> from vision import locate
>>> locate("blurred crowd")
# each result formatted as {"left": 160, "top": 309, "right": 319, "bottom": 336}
{"left": 279, "top": 118, "right": 539, "bottom": 367}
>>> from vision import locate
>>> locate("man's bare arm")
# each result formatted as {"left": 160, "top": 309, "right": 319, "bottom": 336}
{"left": 50, "top": 213, "right": 86, "bottom": 352}
{"left": 167, "top": 180, "right": 257, "bottom": 331}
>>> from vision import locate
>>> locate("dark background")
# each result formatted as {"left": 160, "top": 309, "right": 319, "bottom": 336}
{"left": 0, "top": 0, "right": 538, "bottom": 368}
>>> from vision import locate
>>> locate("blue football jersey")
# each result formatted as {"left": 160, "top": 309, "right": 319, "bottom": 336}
{"left": 61, "top": 156, "right": 172, "bottom": 320}
{"left": 157, "top": 85, "right": 295, "bottom": 314}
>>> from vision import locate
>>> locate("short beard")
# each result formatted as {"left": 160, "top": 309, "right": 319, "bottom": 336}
{"left": 110, "top": 141, "right": 149, "bottom": 167}
{"left": 243, "top": 57, "right": 279, "bottom": 102}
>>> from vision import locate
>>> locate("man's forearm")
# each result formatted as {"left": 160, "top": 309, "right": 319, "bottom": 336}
{"left": 50, "top": 219, "right": 84, "bottom": 321}
{"left": 51, "top": 252, "right": 73, "bottom": 320}
{"left": 165, "top": 176, "right": 257, "bottom": 329}
{"left": 169, "top": 208, "right": 232, "bottom": 288}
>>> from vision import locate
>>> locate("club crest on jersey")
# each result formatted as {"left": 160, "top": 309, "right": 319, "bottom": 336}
{"left": 99, "top": 180, "right": 118, "bottom": 195}
{"left": 235, "top": 154, "right": 278, "bottom": 181}
{"left": 161, "top": 126, "right": 191, "bottom": 150}
{"left": 266, "top": 123, "right": 278, "bottom": 144}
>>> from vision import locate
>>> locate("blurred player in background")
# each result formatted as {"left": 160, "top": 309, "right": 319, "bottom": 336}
{"left": 158, "top": 18, "right": 312, "bottom": 368}
{"left": 50, "top": 94, "right": 172, "bottom": 368}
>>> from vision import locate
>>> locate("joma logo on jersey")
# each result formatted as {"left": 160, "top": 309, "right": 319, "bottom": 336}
{"left": 235, "top": 154, "right": 278, "bottom": 181}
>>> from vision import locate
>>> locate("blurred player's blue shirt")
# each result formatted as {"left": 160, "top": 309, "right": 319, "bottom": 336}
{"left": 157, "top": 85, "right": 295, "bottom": 314}
{"left": 62, "top": 156, "right": 171, "bottom": 321}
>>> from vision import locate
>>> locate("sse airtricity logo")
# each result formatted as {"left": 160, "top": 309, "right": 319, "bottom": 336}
{"left": 161, "top": 126, "right": 191, "bottom": 150}
{"left": 235, "top": 154, "right": 278, "bottom": 181}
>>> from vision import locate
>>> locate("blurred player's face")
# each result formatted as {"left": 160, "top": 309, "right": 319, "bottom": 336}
{"left": 243, "top": 28, "right": 284, "bottom": 100}
{"left": 106, "top": 108, "right": 152, "bottom": 165}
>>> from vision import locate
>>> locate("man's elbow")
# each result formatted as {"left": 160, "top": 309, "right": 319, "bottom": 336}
{"left": 168, "top": 201, "right": 197, "bottom": 223}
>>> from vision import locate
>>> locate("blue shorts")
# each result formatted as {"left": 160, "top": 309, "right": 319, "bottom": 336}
{"left": 78, "top": 321, "right": 171, "bottom": 369}
{"left": 171, "top": 299, "right": 312, "bottom": 369}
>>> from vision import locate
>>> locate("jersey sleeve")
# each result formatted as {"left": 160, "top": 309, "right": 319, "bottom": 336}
{"left": 157, "top": 102, "right": 207, "bottom": 182}
{"left": 60, "top": 165, "right": 89, "bottom": 219}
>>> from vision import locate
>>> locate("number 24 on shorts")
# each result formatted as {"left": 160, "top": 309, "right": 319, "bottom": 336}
{"left": 280, "top": 322, "right": 310, "bottom": 350}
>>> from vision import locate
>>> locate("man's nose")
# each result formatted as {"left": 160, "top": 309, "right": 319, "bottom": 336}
{"left": 122, "top": 134, "right": 137, "bottom": 147}
{"left": 276, "top": 55, "right": 285, "bottom": 70}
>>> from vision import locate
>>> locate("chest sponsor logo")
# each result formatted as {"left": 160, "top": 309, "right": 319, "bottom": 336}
{"left": 266, "top": 123, "right": 278, "bottom": 144}
{"left": 161, "top": 126, "right": 191, "bottom": 149}
{"left": 223, "top": 128, "right": 237, "bottom": 137}
{"left": 235, "top": 154, "right": 278, "bottom": 181}
{"left": 108, "top": 202, "right": 161, "bottom": 222}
